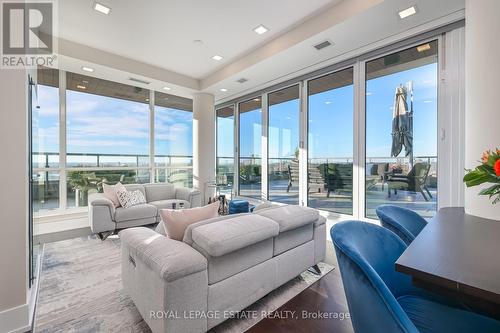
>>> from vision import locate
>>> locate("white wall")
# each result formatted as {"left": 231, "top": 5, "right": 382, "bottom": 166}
{"left": 439, "top": 27, "right": 466, "bottom": 209}
{"left": 0, "top": 69, "right": 30, "bottom": 332}
{"left": 464, "top": 0, "right": 500, "bottom": 220}
{"left": 192, "top": 93, "right": 215, "bottom": 203}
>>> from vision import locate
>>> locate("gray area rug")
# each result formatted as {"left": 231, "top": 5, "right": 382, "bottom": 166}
{"left": 34, "top": 235, "right": 333, "bottom": 333}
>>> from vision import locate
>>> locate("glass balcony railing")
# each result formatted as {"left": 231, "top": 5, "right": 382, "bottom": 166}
{"left": 32, "top": 152, "right": 193, "bottom": 213}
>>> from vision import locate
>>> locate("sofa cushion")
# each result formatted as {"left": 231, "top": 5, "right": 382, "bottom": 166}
{"left": 144, "top": 183, "right": 175, "bottom": 202}
{"left": 159, "top": 202, "right": 219, "bottom": 241}
{"left": 273, "top": 223, "right": 313, "bottom": 256}
{"left": 193, "top": 238, "right": 273, "bottom": 284}
{"left": 191, "top": 214, "right": 279, "bottom": 257}
{"left": 150, "top": 199, "right": 191, "bottom": 210}
{"left": 255, "top": 205, "right": 319, "bottom": 232}
{"left": 114, "top": 204, "right": 157, "bottom": 223}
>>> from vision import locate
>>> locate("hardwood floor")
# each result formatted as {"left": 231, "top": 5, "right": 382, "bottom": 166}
{"left": 247, "top": 241, "right": 354, "bottom": 333}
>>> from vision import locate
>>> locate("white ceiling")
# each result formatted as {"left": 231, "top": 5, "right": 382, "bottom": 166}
{"left": 58, "top": 0, "right": 340, "bottom": 78}
{"left": 55, "top": 0, "right": 466, "bottom": 101}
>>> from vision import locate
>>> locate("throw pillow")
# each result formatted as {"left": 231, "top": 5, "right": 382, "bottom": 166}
{"left": 159, "top": 201, "right": 219, "bottom": 241}
{"left": 102, "top": 182, "right": 126, "bottom": 208}
{"left": 116, "top": 189, "right": 146, "bottom": 209}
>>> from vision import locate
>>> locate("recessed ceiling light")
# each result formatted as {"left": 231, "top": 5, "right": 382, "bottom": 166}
{"left": 94, "top": 2, "right": 111, "bottom": 15}
{"left": 417, "top": 43, "right": 431, "bottom": 52}
{"left": 212, "top": 55, "right": 223, "bottom": 61}
{"left": 76, "top": 85, "right": 86, "bottom": 90}
{"left": 163, "top": 86, "right": 171, "bottom": 91}
{"left": 220, "top": 88, "right": 228, "bottom": 92}
{"left": 398, "top": 6, "right": 416, "bottom": 19}
{"left": 146, "top": 98, "right": 149, "bottom": 102}
{"left": 81, "top": 66, "right": 94, "bottom": 73}
{"left": 253, "top": 98, "right": 260, "bottom": 102}
{"left": 253, "top": 25, "right": 268, "bottom": 35}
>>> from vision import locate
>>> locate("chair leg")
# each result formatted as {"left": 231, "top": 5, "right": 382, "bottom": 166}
{"left": 425, "top": 186, "right": 433, "bottom": 198}
{"left": 420, "top": 190, "right": 429, "bottom": 202}
{"left": 308, "top": 264, "right": 321, "bottom": 276}
{"left": 97, "top": 231, "right": 113, "bottom": 241}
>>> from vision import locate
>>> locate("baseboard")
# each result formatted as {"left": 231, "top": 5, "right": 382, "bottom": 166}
{"left": 0, "top": 304, "right": 30, "bottom": 333}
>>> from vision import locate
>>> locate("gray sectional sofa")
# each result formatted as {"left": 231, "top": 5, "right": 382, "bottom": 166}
{"left": 120, "top": 204, "right": 326, "bottom": 333}
{"left": 88, "top": 183, "right": 201, "bottom": 239}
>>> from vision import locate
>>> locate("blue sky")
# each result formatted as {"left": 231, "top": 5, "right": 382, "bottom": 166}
{"left": 34, "top": 62, "right": 437, "bottom": 162}
{"left": 219, "top": 63, "right": 437, "bottom": 160}
{"left": 33, "top": 87, "right": 193, "bottom": 159}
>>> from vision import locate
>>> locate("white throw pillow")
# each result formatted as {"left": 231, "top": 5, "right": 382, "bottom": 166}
{"left": 159, "top": 201, "right": 219, "bottom": 241}
{"left": 102, "top": 182, "right": 126, "bottom": 208}
{"left": 116, "top": 189, "right": 146, "bottom": 209}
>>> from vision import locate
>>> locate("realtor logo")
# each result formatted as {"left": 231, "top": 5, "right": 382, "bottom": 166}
{"left": 1, "top": 0, "right": 57, "bottom": 68}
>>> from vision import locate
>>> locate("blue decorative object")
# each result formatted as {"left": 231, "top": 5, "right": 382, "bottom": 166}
{"left": 331, "top": 220, "right": 500, "bottom": 333}
{"left": 228, "top": 200, "right": 250, "bottom": 214}
{"left": 376, "top": 204, "right": 427, "bottom": 245}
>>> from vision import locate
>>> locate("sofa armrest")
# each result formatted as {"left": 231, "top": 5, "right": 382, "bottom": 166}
{"left": 89, "top": 193, "right": 116, "bottom": 213}
{"left": 175, "top": 187, "right": 202, "bottom": 208}
{"left": 88, "top": 193, "right": 116, "bottom": 234}
{"left": 120, "top": 227, "right": 207, "bottom": 282}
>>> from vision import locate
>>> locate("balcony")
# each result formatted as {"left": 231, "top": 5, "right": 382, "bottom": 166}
{"left": 32, "top": 152, "right": 193, "bottom": 214}
{"left": 217, "top": 155, "right": 437, "bottom": 218}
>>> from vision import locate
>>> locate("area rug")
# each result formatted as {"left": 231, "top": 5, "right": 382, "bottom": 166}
{"left": 34, "top": 235, "right": 334, "bottom": 333}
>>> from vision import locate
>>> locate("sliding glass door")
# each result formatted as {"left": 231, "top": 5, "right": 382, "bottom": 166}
{"left": 238, "top": 98, "right": 262, "bottom": 198}
{"left": 222, "top": 38, "right": 443, "bottom": 220}
{"left": 268, "top": 85, "right": 300, "bottom": 204}
{"left": 365, "top": 41, "right": 438, "bottom": 218}
{"left": 307, "top": 68, "right": 354, "bottom": 215}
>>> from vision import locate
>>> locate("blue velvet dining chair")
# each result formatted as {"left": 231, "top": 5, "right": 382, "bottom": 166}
{"left": 375, "top": 205, "right": 427, "bottom": 245}
{"left": 331, "top": 221, "right": 500, "bottom": 333}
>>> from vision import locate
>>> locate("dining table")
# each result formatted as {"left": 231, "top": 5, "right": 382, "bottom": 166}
{"left": 396, "top": 207, "right": 500, "bottom": 319}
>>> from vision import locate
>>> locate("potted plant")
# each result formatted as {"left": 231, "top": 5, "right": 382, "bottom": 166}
{"left": 68, "top": 171, "right": 98, "bottom": 207}
{"left": 463, "top": 148, "right": 500, "bottom": 204}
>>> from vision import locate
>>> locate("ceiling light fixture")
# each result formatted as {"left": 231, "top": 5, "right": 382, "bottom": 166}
{"left": 76, "top": 85, "right": 86, "bottom": 90}
{"left": 212, "top": 55, "right": 223, "bottom": 61}
{"left": 398, "top": 6, "right": 416, "bottom": 19}
{"left": 220, "top": 88, "right": 228, "bottom": 92}
{"left": 81, "top": 66, "right": 94, "bottom": 73}
{"left": 163, "top": 86, "right": 171, "bottom": 91}
{"left": 94, "top": 2, "right": 111, "bottom": 15}
{"left": 417, "top": 43, "right": 431, "bottom": 52}
{"left": 253, "top": 24, "right": 268, "bottom": 35}
{"left": 253, "top": 98, "right": 260, "bottom": 102}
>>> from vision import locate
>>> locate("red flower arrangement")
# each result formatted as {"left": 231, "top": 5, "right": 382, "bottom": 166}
{"left": 464, "top": 148, "right": 500, "bottom": 204}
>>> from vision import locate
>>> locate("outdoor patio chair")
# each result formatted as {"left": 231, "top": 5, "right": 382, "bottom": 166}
{"left": 386, "top": 162, "right": 432, "bottom": 201}
{"left": 287, "top": 160, "right": 326, "bottom": 193}
{"left": 323, "top": 163, "right": 353, "bottom": 198}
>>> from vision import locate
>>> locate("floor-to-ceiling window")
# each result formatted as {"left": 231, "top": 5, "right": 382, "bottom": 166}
{"left": 238, "top": 98, "right": 262, "bottom": 199}
{"left": 216, "top": 105, "right": 235, "bottom": 196}
{"left": 154, "top": 91, "right": 193, "bottom": 188}
{"left": 32, "top": 68, "right": 60, "bottom": 212}
{"left": 31, "top": 68, "right": 194, "bottom": 214}
{"left": 268, "top": 85, "right": 300, "bottom": 204}
{"left": 365, "top": 41, "right": 438, "bottom": 218}
{"left": 308, "top": 68, "right": 354, "bottom": 215}
{"left": 66, "top": 73, "right": 151, "bottom": 207}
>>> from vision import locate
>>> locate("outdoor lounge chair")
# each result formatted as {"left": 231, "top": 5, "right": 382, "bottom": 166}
{"left": 323, "top": 163, "right": 353, "bottom": 198}
{"left": 386, "top": 162, "right": 433, "bottom": 201}
{"left": 287, "top": 160, "right": 325, "bottom": 193}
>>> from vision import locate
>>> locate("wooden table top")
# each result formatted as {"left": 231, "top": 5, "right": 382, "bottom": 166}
{"left": 396, "top": 207, "right": 500, "bottom": 304}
